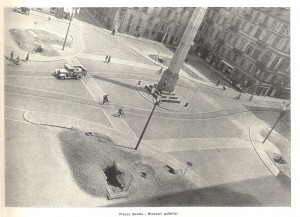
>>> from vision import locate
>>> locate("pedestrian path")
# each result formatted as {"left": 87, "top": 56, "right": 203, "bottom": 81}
{"left": 144, "top": 137, "right": 252, "bottom": 153}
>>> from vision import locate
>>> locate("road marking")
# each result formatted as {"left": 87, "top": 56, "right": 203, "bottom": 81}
{"left": 5, "top": 106, "right": 28, "bottom": 112}
{"left": 5, "top": 84, "right": 91, "bottom": 101}
{"left": 5, "top": 118, "right": 30, "bottom": 124}
{"left": 6, "top": 75, "right": 54, "bottom": 79}
{"left": 80, "top": 79, "right": 98, "bottom": 102}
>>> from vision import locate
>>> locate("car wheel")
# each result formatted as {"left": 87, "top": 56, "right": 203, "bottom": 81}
{"left": 77, "top": 74, "right": 82, "bottom": 79}
{"left": 61, "top": 75, "right": 66, "bottom": 80}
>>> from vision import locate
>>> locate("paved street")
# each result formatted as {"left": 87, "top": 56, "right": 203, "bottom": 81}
{"left": 4, "top": 8, "right": 291, "bottom": 207}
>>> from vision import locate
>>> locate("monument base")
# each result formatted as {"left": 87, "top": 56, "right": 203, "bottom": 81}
{"left": 145, "top": 83, "right": 181, "bottom": 103}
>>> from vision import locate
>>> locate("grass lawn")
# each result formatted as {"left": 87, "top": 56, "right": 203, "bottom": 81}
{"left": 10, "top": 28, "right": 71, "bottom": 56}
{"left": 59, "top": 129, "right": 195, "bottom": 204}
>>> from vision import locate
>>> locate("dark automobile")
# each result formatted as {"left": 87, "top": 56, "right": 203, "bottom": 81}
{"left": 230, "top": 80, "right": 243, "bottom": 91}
{"left": 14, "top": 7, "right": 30, "bottom": 15}
{"left": 55, "top": 64, "right": 87, "bottom": 80}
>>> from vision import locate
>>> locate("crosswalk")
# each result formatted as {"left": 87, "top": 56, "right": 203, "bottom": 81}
{"left": 65, "top": 57, "right": 137, "bottom": 139}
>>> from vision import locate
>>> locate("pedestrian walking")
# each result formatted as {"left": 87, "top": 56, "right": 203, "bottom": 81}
{"left": 222, "top": 84, "right": 227, "bottom": 91}
{"left": 216, "top": 80, "right": 221, "bottom": 86}
{"left": 235, "top": 92, "right": 242, "bottom": 99}
{"left": 248, "top": 95, "right": 253, "bottom": 101}
{"left": 25, "top": 52, "right": 30, "bottom": 62}
{"left": 10, "top": 51, "right": 14, "bottom": 61}
{"left": 105, "top": 54, "right": 109, "bottom": 62}
{"left": 107, "top": 55, "right": 111, "bottom": 63}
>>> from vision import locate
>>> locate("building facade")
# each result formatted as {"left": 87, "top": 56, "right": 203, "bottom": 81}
{"left": 194, "top": 7, "right": 290, "bottom": 99}
{"left": 88, "top": 7, "right": 194, "bottom": 46}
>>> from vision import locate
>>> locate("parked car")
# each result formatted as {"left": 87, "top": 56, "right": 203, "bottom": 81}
{"left": 230, "top": 80, "right": 243, "bottom": 91}
{"left": 14, "top": 7, "right": 30, "bottom": 15}
{"left": 55, "top": 64, "right": 87, "bottom": 80}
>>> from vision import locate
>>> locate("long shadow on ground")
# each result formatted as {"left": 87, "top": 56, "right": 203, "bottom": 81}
{"left": 110, "top": 172, "right": 290, "bottom": 207}
{"left": 92, "top": 74, "right": 149, "bottom": 94}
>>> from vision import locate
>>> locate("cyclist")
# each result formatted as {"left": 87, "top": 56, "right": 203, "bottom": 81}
{"left": 118, "top": 106, "right": 124, "bottom": 116}
{"left": 14, "top": 56, "right": 21, "bottom": 65}
{"left": 103, "top": 94, "right": 109, "bottom": 103}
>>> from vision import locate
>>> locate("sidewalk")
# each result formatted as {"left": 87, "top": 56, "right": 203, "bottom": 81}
{"left": 249, "top": 121, "right": 290, "bottom": 177}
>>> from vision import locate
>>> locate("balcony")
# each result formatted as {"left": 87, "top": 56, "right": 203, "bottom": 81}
{"left": 259, "top": 22, "right": 267, "bottom": 28}
{"left": 255, "top": 61, "right": 266, "bottom": 70}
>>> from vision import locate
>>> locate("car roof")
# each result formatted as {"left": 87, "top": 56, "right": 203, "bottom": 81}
{"left": 64, "top": 64, "right": 74, "bottom": 70}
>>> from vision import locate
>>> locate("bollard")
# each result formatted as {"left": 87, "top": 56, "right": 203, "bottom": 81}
{"left": 138, "top": 80, "right": 141, "bottom": 85}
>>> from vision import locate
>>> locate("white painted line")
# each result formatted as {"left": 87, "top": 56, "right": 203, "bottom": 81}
{"left": 5, "top": 84, "right": 90, "bottom": 101}
{"left": 5, "top": 118, "right": 30, "bottom": 124}
{"left": 5, "top": 106, "right": 28, "bottom": 112}
{"left": 80, "top": 79, "right": 97, "bottom": 102}
{"left": 6, "top": 75, "right": 54, "bottom": 79}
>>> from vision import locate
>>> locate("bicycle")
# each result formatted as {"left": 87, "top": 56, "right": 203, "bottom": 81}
{"left": 99, "top": 100, "right": 111, "bottom": 105}
{"left": 113, "top": 112, "right": 126, "bottom": 118}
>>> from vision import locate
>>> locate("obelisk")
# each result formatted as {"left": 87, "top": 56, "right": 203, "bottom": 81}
{"left": 157, "top": 7, "right": 207, "bottom": 92}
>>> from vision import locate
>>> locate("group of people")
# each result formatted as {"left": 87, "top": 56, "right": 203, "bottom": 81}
{"left": 105, "top": 55, "right": 111, "bottom": 63}
{"left": 101, "top": 94, "right": 124, "bottom": 116}
{"left": 9, "top": 51, "right": 30, "bottom": 65}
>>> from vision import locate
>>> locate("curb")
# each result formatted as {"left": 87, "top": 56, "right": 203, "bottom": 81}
{"left": 249, "top": 122, "right": 280, "bottom": 176}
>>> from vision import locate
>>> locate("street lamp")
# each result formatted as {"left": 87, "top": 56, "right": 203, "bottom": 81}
{"left": 62, "top": 8, "right": 75, "bottom": 50}
{"left": 135, "top": 95, "right": 162, "bottom": 150}
{"left": 262, "top": 101, "right": 290, "bottom": 143}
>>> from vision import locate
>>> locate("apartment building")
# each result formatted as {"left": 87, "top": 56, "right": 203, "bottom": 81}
{"left": 194, "top": 7, "right": 290, "bottom": 99}
{"left": 88, "top": 7, "right": 194, "bottom": 46}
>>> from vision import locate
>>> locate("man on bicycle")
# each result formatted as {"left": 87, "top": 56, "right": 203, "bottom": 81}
{"left": 118, "top": 106, "right": 124, "bottom": 116}
{"left": 103, "top": 94, "right": 109, "bottom": 103}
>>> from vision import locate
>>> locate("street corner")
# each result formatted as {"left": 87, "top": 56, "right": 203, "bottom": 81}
{"left": 250, "top": 121, "right": 290, "bottom": 177}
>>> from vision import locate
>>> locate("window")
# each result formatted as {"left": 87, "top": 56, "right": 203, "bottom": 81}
{"left": 261, "top": 53, "right": 272, "bottom": 66}
{"left": 128, "top": 15, "right": 134, "bottom": 23}
{"left": 233, "top": 54, "right": 239, "bottom": 62}
{"left": 232, "top": 35, "right": 239, "bottom": 46}
{"left": 247, "top": 24, "right": 254, "bottom": 34}
{"left": 270, "top": 56, "right": 280, "bottom": 70}
{"left": 142, "top": 7, "right": 148, "bottom": 13}
{"left": 234, "top": 19, "right": 242, "bottom": 28}
{"left": 166, "top": 9, "right": 172, "bottom": 18}
{"left": 253, "top": 11, "right": 261, "bottom": 22}
{"left": 262, "top": 31, "right": 271, "bottom": 42}
{"left": 241, "top": 21, "right": 247, "bottom": 30}
{"left": 245, "top": 43, "right": 254, "bottom": 55}
{"left": 210, "top": 28, "right": 215, "bottom": 37}
{"left": 281, "top": 24, "right": 289, "bottom": 35}
{"left": 229, "top": 15, "right": 235, "bottom": 24}
{"left": 252, "top": 49, "right": 262, "bottom": 60}
{"left": 277, "top": 59, "right": 290, "bottom": 71}
{"left": 271, "top": 36, "right": 280, "bottom": 47}
{"left": 214, "top": 31, "right": 220, "bottom": 40}
{"left": 271, "top": 19, "right": 278, "bottom": 29}
{"left": 216, "top": 15, "right": 221, "bottom": 24}
{"left": 227, "top": 33, "right": 234, "bottom": 43}
{"left": 222, "top": 18, "right": 228, "bottom": 25}
{"left": 135, "top": 18, "right": 142, "bottom": 31}
{"left": 144, "top": 29, "right": 149, "bottom": 35}
{"left": 240, "top": 38, "right": 247, "bottom": 50}
{"left": 247, "top": 63, "right": 253, "bottom": 72}
{"left": 160, "top": 23, "right": 166, "bottom": 32}
{"left": 240, "top": 58, "right": 245, "bottom": 67}
{"left": 254, "top": 28, "right": 262, "bottom": 38}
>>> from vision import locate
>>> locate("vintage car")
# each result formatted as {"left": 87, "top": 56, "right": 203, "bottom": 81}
{"left": 14, "top": 7, "right": 30, "bottom": 15}
{"left": 54, "top": 64, "right": 87, "bottom": 80}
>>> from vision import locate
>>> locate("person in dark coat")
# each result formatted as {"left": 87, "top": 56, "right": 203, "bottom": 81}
{"left": 10, "top": 51, "right": 14, "bottom": 61}
{"left": 107, "top": 55, "right": 111, "bottom": 63}
{"left": 216, "top": 80, "right": 221, "bottom": 86}
{"left": 105, "top": 54, "right": 109, "bottom": 62}
{"left": 25, "top": 52, "right": 30, "bottom": 61}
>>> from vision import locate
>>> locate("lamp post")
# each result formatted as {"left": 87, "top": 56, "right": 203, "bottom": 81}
{"left": 262, "top": 102, "right": 290, "bottom": 143}
{"left": 135, "top": 95, "right": 161, "bottom": 150}
{"left": 62, "top": 8, "right": 75, "bottom": 50}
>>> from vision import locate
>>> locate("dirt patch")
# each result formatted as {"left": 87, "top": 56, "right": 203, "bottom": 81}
{"left": 58, "top": 129, "right": 195, "bottom": 204}
{"left": 10, "top": 28, "right": 72, "bottom": 56}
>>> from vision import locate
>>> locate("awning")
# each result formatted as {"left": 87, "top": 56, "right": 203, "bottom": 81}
{"left": 221, "top": 60, "right": 234, "bottom": 69}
